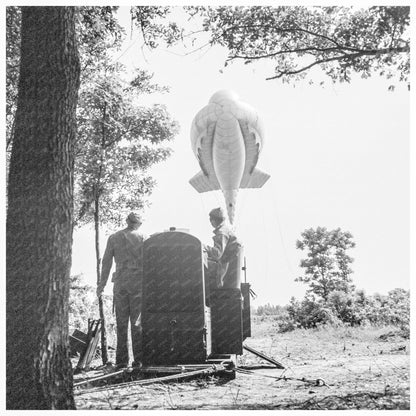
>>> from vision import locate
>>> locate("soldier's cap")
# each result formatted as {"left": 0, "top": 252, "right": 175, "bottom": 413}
{"left": 127, "top": 212, "right": 142, "bottom": 224}
{"left": 209, "top": 207, "right": 226, "bottom": 221}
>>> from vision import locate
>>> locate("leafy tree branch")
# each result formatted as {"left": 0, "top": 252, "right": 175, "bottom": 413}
{"left": 185, "top": 5, "right": 410, "bottom": 86}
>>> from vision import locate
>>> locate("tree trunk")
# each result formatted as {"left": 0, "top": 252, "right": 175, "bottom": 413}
{"left": 94, "top": 197, "right": 108, "bottom": 364}
{"left": 6, "top": 7, "right": 80, "bottom": 409}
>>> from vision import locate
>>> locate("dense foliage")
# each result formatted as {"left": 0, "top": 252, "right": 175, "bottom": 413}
{"left": 69, "top": 275, "right": 116, "bottom": 347}
{"left": 130, "top": 6, "right": 183, "bottom": 49}
{"left": 186, "top": 6, "right": 410, "bottom": 86}
{"left": 254, "top": 289, "right": 409, "bottom": 336}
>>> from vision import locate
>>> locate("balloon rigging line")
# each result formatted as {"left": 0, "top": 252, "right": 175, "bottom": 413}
{"left": 265, "top": 178, "right": 296, "bottom": 276}
{"left": 232, "top": 157, "right": 259, "bottom": 227}
{"left": 198, "top": 193, "right": 208, "bottom": 218}
{"left": 256, "top": 148, "right": 295, "bottom": 276}
{"left": 259, "top": 187, "right": 270, "bottom": 283}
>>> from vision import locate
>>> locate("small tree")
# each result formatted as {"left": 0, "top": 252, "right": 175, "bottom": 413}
{"left": 74, "top": 6, "right": 179, "bottom": 364}
{"left": 296, "top": 227, "right": 356, "bottom": 301}
{"left": 75, "top": 62, "right": 178, "bottom": 363}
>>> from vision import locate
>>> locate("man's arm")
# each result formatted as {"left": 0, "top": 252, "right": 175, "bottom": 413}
{"left": 97, "top": 236, "right": 114, "bottom": 296}
{"left": 205, "top": 233, "right": 229, "bottom": 261}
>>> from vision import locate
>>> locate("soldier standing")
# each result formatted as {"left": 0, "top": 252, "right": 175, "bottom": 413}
{"left": 97, "top": 212, "right": 145, "bottom": 368}
{"left": 204, "top": 207, "right": 242, "bottom": 288}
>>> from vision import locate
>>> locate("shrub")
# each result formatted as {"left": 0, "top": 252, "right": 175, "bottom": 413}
{"left": 257, "top": 288, "right": 409, "bottom": 333}
{"left": 69, "top": 274, "right": 116, "bottom": 347}
{"left": 287, "top": 296, "right": 340, "bottom": 329}
{"left": 360, "top": 289, "right": 409, "bottom": 336}
{"left": 326, "top": 290, "right": 361, "bottom": 325}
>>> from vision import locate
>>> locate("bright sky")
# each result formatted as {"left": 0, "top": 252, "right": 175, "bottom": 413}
{"left": 71, "top": 6, "right": 410, "bottom": 306}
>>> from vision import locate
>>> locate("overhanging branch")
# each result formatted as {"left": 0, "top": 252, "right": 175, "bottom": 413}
{"left": 229, "top": 46, "right": 342, "bottom": 61}
{"left": 265, "top": 47, "right": 409, "bottom": 80}
{"left": 230, "top": 45, "right": 408, "bottom": 63}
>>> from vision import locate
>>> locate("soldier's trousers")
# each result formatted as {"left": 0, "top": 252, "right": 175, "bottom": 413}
{"left": 113, "top": 281, "right": 142, "bottom": 366}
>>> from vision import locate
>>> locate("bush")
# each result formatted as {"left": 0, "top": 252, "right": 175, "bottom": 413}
{"left": 257, "top": 288, "right": 410, "bottom": 333}
{"left": 287, "top": 296, "right": 340, "bottom": 329}
{"left": 69, "top": 274, "right": 96, "bottom": 330}
{"left": 69, "top": 274, "right": 117, "bottom": 347}
{"left": 326, "top": 290, "right": 361, "bottom": 325}
{"left": 354, "top": 289, "right": 410, "bottom": 336}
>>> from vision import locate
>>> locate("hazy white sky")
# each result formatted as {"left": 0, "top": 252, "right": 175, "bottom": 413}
{"left": 71, "top": 5, "right": 410, "bottom": 305}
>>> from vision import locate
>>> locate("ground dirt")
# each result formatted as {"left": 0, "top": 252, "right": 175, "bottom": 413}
{"left": 74, "top": 319, "right": 410, "bottom": 410}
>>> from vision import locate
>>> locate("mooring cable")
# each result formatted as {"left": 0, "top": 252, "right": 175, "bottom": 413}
{"left": 235, "top": 367, "right": 330, "bottom": 388}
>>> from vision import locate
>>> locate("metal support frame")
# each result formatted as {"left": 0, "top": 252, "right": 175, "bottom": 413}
{"left": 74, "top": 363, "right": 232, "bottom": 393}
{"left": 243, "top": 344, "right": 285, "bottom": 369}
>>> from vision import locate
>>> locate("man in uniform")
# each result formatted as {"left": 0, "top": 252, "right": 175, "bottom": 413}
{"left": 204, "top": 207, "right": 242, "bottom": 289}
{"left": 97, "top": 212, "right": 145, "bottom": 368}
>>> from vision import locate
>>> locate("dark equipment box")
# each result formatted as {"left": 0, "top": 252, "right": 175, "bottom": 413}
{"left": 210, "top": 288, "right": 243, "bottom": 355}
{"left": 141, "top": 231, "right": 211, "bottom": 365}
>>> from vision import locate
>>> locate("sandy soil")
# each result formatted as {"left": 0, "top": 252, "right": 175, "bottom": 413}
{"left": 74, "top": 321, "right": 410, "bottom": 410}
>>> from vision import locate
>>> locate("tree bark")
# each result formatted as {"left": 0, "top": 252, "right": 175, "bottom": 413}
{"left": 6, "top": 6, "right": 80, "bottom": 409}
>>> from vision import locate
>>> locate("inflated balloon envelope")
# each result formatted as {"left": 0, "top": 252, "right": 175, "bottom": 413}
{"left": 189, "top": 90, "right": 270, "bottom": 224}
